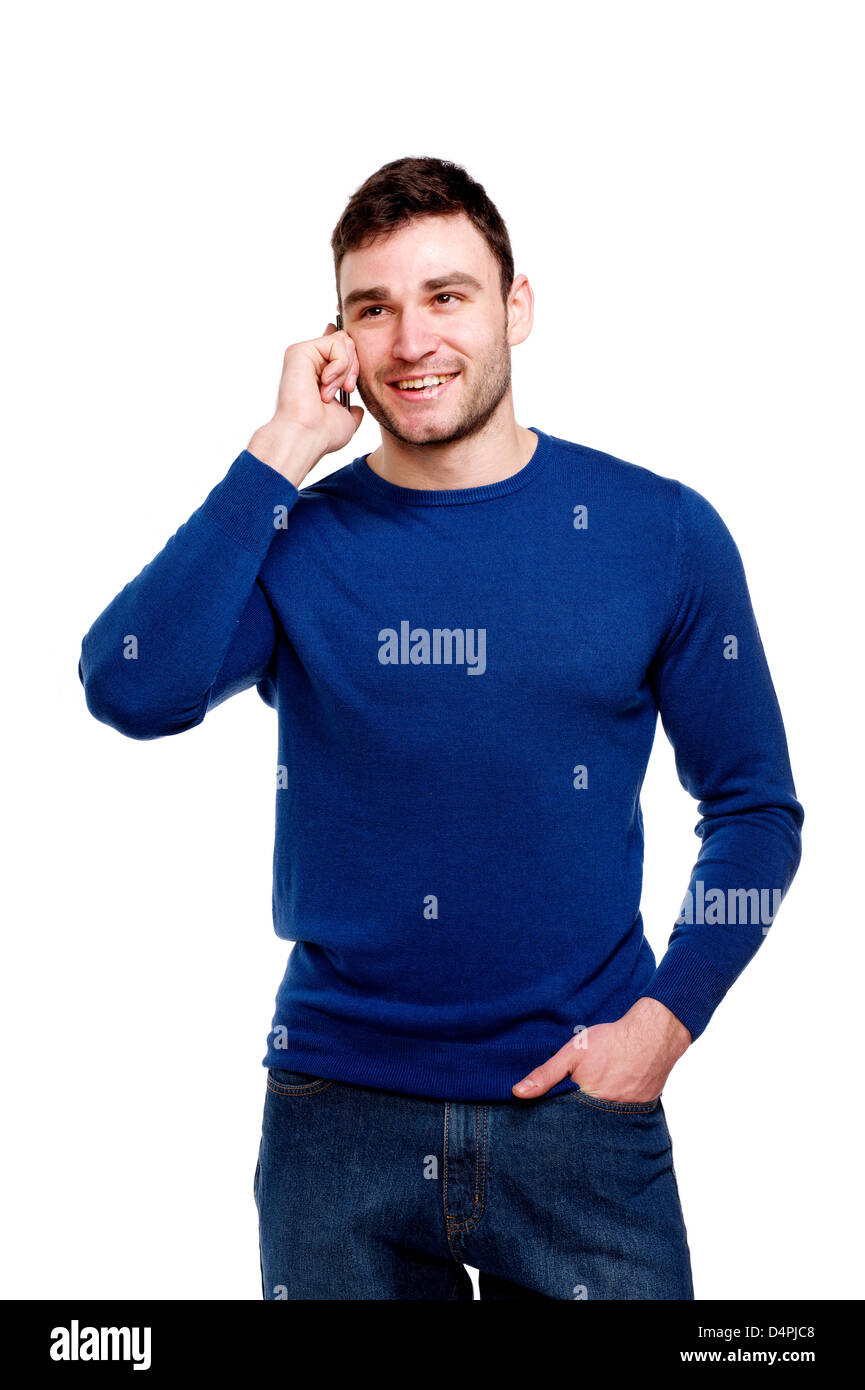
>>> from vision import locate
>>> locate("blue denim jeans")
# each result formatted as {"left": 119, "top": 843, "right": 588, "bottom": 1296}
{"left": 254, "top": 1067, "right": 694, "bottom": 1300}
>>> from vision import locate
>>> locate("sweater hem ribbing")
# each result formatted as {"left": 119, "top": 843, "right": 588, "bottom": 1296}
{"left": 262, "top": 1018, "right": 580, "bottom": 1103}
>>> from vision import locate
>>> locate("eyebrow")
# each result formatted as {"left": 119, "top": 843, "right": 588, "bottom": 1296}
{"left": 342, "top": 271, "right": 484, "bottom": 312}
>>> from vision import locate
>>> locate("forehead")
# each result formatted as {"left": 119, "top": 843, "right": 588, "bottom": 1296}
{"left": 340, "top": 213, "right": 493, "bottom": 295}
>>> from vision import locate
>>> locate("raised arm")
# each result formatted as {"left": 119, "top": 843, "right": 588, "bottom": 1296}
{"left": 78, "top": 323, "right": 364, "bottom": 740}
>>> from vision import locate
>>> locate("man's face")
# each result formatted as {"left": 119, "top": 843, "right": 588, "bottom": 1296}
{"left": 339, "top": 213, "right": 517, "bottom": 447}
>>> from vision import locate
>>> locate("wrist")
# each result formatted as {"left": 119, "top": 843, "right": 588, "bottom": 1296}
{"left": 632, "top": 996, "right": 692, "bottom": 1058}
{"left": 247, "top": 420, "right": 324, "bottom": 488}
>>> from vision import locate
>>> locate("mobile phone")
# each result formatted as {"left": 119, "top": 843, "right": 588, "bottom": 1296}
{"left": 335, "top": 312, "right": 350, "bottom": 408}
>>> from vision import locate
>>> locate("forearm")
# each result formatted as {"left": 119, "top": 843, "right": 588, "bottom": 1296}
{"left": 641, "top": 804, "right": 803, "bottom": 1041}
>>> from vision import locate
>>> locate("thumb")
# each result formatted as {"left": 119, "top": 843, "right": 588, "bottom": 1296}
{"left": 349, "top": 404, "right": 365, "bottom": 429}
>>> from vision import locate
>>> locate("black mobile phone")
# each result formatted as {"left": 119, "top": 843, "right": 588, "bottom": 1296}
{"left": 335, "top": 312, "right": 350, "bottom": 408}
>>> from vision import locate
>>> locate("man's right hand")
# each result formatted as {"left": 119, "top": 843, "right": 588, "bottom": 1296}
{"left": 246, "top": 322, "right": 365, "bottom": 488}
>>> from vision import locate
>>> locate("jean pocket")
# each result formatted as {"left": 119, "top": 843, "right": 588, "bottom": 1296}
{"left": 569, "top": 1085, "right": 661, "bottom": 1115}
{"left": 266, "top": 1067, "right": 334, "bottom": 1096}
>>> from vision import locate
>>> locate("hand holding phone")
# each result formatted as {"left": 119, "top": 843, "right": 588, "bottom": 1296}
{"left": 246, "top": 323, "right": 363, "bottom": 484}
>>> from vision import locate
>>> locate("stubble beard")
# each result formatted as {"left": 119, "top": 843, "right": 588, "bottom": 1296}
{"left": 355, "top": 333, "right": 513, "bottom": 449}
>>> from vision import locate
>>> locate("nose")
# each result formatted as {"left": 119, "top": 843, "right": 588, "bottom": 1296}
{"left": 390, "top": 309, "right": 441, "bottom": 368}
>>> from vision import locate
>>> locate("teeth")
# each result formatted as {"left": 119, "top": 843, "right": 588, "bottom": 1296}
{"left": 394, "top": 373, "right": 457, "bottom": 389}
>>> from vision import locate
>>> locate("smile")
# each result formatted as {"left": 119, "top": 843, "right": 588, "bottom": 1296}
{"left": 387, "top": 372, "right": 460, "bottom": 402}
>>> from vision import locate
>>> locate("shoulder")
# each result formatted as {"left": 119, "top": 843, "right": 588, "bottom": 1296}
{"left": 557, "top": 432, "right": 733, "bottom": 534}
{"left": 540, "top": 428, "right": 683, "bottom": 507}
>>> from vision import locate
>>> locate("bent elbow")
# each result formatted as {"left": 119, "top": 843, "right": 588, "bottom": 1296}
{"left": 79, "top": 660, "right": 206, "bottom": 741}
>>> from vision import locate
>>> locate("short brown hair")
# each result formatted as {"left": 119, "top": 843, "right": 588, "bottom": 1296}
{"left": 331, "top": 156, "right": 515, "bottom": 311}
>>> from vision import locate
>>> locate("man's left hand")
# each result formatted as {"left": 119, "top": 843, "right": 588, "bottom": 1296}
{"left": 511, "top": 997, "right": 691, "bottom": 1102}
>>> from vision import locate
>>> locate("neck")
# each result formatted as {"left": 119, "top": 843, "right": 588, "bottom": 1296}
{"left": 365, "top": 411, "right": 538, "bottom": 492}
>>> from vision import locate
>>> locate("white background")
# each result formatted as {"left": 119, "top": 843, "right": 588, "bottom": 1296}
{"left": 2, "top": 0, "right": 860, "bottom": 1300}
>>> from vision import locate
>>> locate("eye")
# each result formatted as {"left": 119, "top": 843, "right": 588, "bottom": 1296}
{"left": 358, "top": 294, "right": 462, "bottom": 319}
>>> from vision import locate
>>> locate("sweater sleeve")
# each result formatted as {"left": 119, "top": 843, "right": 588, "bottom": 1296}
{"left": 640, "top": 481, "right": 804, "bottom": 1042}
{"left": 78, "top": 450, "right": 299, "bottom": 739}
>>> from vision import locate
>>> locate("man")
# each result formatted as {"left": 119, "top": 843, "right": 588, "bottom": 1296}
{"left": 79, "top": 155, "right": 804, "bottom": 1301}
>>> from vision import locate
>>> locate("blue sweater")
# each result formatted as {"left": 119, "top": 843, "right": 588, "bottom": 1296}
{"left": 78, "top": 426, "right": 804, "bottom": 1101}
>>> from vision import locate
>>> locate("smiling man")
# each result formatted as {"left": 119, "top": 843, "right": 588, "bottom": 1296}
{"left": 78, "top": 155, "right": 804, "bottom": 1301}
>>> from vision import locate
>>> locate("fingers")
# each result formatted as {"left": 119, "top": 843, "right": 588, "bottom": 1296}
{"left": 319, "top": 324, "right": 360, "bottom": 402}
{"left": 512, "top": 1049, "right": 574, "bottom": 1099}
{"left": 321, "top": 362, "right": 358, "bottom": 402}
{"left": 323, "top": 352, "right": 358, "bottom": 390}
{"left": 512, "top": 1031, "right": 589, "bottom": 1098}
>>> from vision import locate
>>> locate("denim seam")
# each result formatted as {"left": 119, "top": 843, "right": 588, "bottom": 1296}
{"left": 444, "top": 1104, "right": 488, "bottom": 1244}
{"left": 451, "top": 1102, "right": 486, "bottom": 1233}
{"left": 442, "top": 1103, "right": 454, "bottom": 1256}
{"left": 569, "top": 1091, "right": 659, "bottom": 1115}
{"left": 266, "top": 1077, "right": 334, "bottom": 1097}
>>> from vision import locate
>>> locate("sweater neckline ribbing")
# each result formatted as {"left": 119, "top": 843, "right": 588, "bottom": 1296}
{"left": 350, "top": 425, "right": 551, "bottom": 506}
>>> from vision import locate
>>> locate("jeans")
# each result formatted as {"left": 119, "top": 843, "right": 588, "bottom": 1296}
{"left": 254, "top": 1067, "right": 694, "bottom": 1300}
